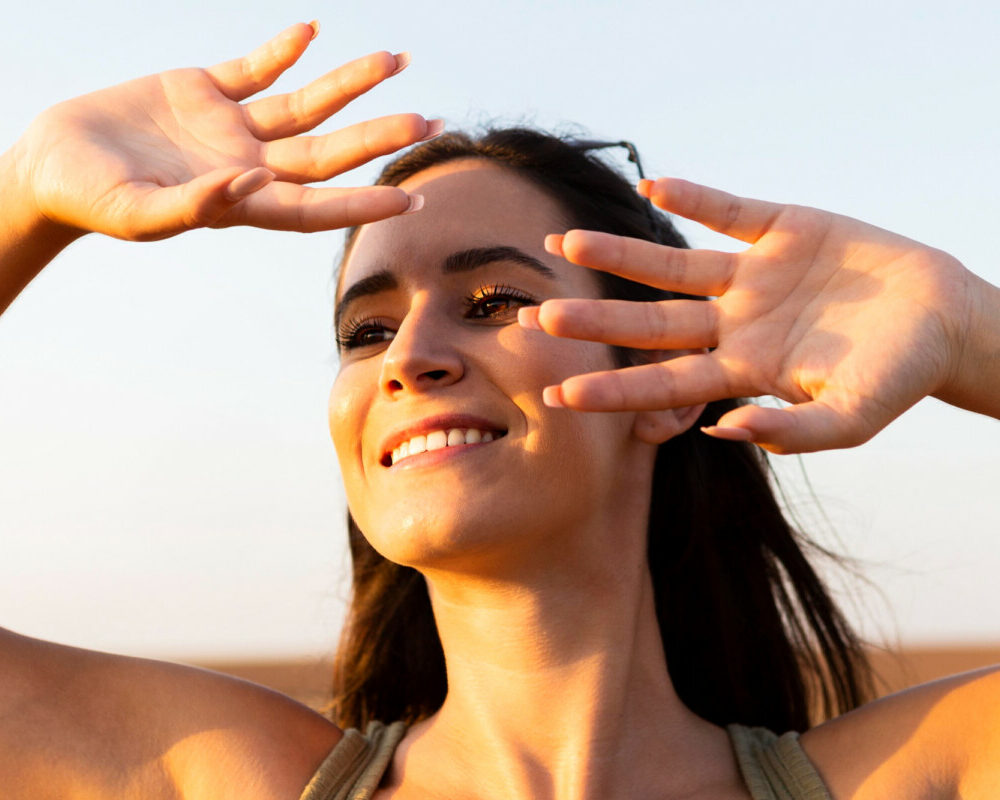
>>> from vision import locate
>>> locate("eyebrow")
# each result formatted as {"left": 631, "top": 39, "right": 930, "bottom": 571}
{"left": 335, "top": 246, "right": 556, "bottom": 332}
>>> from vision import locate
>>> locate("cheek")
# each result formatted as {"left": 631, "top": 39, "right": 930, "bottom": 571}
{"left": 328, "top": 364, "right": 372, "bottom": 476}
{"left": 496, "top": 324, "right": 617, "bottom": 383}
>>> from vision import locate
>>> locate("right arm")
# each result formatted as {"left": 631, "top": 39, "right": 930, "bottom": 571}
{"left": 0, "top": 21, "right": 433, "bottom": 316}
{"left": 0, "top": 23, "right": 432, "bottom": 797}
{"left": 0, "top": 627, "right": 343, "bottom": 800}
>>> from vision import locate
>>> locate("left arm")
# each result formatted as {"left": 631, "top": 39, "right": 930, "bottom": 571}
{"left": 800, "top": 665, "right": 1000, "bottom": 800}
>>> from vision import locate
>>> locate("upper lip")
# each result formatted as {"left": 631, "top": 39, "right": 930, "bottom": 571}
{"left": 377, "top": 413, "right": 508, "bottom": 466}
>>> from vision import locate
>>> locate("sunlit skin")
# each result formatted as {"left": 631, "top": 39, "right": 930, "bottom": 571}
{"left": 1, "top": 21, "right": 1000, "bottom": 800}
{"left": 329, "top": 160, "right": 737, "bottom": 799}
{"left": 330, "top": 160, "right": 693, "bottom": 575}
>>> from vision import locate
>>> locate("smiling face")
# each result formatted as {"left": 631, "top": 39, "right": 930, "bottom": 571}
{"left": 330, "top": 160, "right": 656, "bottom": 575}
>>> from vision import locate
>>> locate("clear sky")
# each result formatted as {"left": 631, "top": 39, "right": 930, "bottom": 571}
{"left": 1, "top": 0, "right": 998, "bottom": 660}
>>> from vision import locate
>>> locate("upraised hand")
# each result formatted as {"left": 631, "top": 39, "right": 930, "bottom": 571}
{"left": 519, "top": 178, "right": 999, "bottom": 454}
{"left": 9, "top": 22, "right": 436, "bottom": 242}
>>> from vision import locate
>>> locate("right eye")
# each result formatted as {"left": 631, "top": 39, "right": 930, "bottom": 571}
{"left": 337, "top": 318, "right": 397, "bottom": 350}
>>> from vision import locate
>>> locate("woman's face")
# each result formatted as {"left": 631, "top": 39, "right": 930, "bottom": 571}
{"left": 330, "top": 160, "right": 655, "bottom": 572}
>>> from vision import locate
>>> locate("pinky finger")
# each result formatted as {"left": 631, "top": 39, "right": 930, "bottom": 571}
{"left": 639, "top": 177, "right": 784, "bottom": 244}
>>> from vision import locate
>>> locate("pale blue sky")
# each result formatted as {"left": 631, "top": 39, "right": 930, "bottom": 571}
{"left": 1, "top": 0, "right": 998, "bottom": 659}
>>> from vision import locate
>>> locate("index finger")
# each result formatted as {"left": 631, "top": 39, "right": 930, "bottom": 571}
{"left": 206, "top": 22, "right": 319, "bottom": 102}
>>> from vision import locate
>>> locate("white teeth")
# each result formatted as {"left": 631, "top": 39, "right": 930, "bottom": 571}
{"left": 388, "top": 427, "right": 502, "bottom": 465}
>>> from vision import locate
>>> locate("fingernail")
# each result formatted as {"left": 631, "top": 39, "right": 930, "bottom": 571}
{"left": 401, "top": 194, "right": 424, "bottom": 215}
{"left": 544, "top": 233, "right": 564, "bottom": 256}
{"left": 637, "top": 178, "right": 653, "bottom": 198}
{"left": 391, "top": 52, "right": 411, "bottom": 76}
{"left": 700, "top": 425, "right": 754, "bottom": 442}
{"left": 418, "top": 118, "right": 445, "bottom": 142}
{"left": 518, "top": 306, "right": 542, "bottom": 330}
{"left": 308, "top": 20, "right": 320, "bottom": 40}
{"left": 543, "top": 386, "right": 565, "bottom": 408}
{"left": 225, "top": 167, "right": 275, "bottom": 201}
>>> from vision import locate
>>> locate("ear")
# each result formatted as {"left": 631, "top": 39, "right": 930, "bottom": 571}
{"left": 632, "top": 404, "right": 707, "bottom": 444}
{"left": 626, "top": 348, "right": 707, "bottom": 445}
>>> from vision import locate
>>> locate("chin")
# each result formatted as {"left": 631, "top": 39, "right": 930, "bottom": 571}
{"left": 353, "top": 501, "right": 521, "bottom": 573}
{"left": 352, "top": 483, "right": 614, "bottom": 581}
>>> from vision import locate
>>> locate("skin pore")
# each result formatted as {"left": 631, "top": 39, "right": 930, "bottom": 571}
{"left": 328, "top": 160, "right": 742, "bottom": 800}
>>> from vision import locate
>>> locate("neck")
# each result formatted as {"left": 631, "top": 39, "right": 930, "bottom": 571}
{"left": 393, "top": 487, "right": 741, "bottom": 800}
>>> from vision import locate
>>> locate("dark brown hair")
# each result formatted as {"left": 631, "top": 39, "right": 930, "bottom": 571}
{"left": 330, "top": 129, "right": 874, "bottom": 733}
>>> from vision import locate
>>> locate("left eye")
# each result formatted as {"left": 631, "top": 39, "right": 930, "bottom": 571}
{"left": 466, "top": 286, "right": 535, "bottom": 319}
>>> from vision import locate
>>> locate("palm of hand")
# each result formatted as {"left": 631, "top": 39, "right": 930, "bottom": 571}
{"left": 713, "top": 207, "right": 954, "bottom": 443}
{"left": 532, "top": 181, "right": 967, "bottom": 454}
{"left": 29, "top": 69, "right": 258, "bottom": 231}
{"left": 15, "top": 24, "right": 427, "bottom": 241}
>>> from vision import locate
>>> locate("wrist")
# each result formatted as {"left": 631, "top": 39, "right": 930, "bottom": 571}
{"left": 935, "top": 264, "right": 1000, "bottom": 419}
{"left": 0, "top": 143, "right": 83, "bottom": 314}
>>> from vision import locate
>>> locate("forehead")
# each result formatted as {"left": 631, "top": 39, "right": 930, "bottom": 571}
{"left": 340, "top": 159, "right": 572, "bottom": 293}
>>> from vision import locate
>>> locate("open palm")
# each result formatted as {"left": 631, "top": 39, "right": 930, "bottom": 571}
{"left": 15, "top": 23, "right": 434, "bottom": 241}
{"left": 523, "top": 178, "right": 973, "bottom": 454}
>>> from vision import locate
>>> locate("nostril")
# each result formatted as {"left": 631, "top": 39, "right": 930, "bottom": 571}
{"left": 424, "top": 369, "right": 449, "bottom": 381}
{"left": 387, "top": 379, "right": 404, "bottom": 391}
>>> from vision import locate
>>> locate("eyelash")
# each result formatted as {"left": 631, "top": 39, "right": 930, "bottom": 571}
{"left": 336, "top": 284, "right": 537, "bottom": 351}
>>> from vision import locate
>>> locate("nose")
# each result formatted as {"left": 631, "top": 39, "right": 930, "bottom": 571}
{"left": 379, "top": 304, "right": 464, "bottom": 397}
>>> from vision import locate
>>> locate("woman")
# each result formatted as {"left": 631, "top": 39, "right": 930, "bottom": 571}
{"left": 1, "top": 24, "right": 997, "bottom": 800}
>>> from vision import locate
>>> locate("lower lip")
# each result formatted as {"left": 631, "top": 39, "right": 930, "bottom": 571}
{"left": 386, "top": 438, "right": 502, "bottom": 470}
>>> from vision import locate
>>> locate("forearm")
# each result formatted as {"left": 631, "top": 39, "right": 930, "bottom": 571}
{"left": 936, "top": 268, "right": 1000, "bottom": 420}
{"left": 0, "top": 144, "right": 82, "bottom": 316}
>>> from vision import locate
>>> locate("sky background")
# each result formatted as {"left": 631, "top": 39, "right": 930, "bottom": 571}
{"left": 1, "top": 0, "right": 998, "bottom": 661}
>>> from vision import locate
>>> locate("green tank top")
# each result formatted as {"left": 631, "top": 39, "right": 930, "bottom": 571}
{"left": 297, "top": 721, "right": 831, "bottom": 800}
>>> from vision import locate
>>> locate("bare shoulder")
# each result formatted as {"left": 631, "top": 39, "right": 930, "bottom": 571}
{"left": 800, "top": 664, "right": 1000, "bottom": 800}
{"left": 0, "top": 627, "right": 342, "bottom": 800}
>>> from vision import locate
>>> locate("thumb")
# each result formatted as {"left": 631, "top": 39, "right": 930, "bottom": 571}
{"left": 702, "top": 401, "right": 874, "bottom": 455}
{"left": 113, "top": 167, "right": 275, "bottom": 241}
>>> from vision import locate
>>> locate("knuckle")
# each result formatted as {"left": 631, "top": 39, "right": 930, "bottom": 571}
{"left": 643, "top": 302, "right": 669, "bottom": 343}
{"left": 657, "top": 244, "right": 683, "bottom": 282}
{"left": 610, "top": 237, "right": 628, "bottom": 272}
{"left": 288, "top": 89, "right": 308, "bottom": 124}
{"left": 607, "top": 371, "right": 630, "bottom": 408}
{"left": 649, "top": 363, "right": 676, "bottom": 406}
{"left": 722, "top": 197, "right": 743, "bottom": 230}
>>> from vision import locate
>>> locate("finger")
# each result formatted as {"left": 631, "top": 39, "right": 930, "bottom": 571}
{"left": 103, "top": 166, "right": 275, "bottom": 241}
{"left": 547, "top": 353, "right": 735, "bottom": 412}
{"left": 524, "top": 297, "right": 718, "bottom": 349}
{"left": 547, "top": 230, "right": 735, "bottom": 296}
{"left": 703, "top": 402, "right": 875, "bottom": 455}
{"left": 638, "top": 177, "right": 785, "bottom": 244}
{"left": 261, "top": 114, "right": 441, "bottom": 183}
{"left": 243, "top": 51, "right": 409, "bottom": 140}
{"left": 206, "top": 22, "right": 318, "bottom": 102}
{"left": 220, "top": 182, "right": 420, "bottom": 232}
